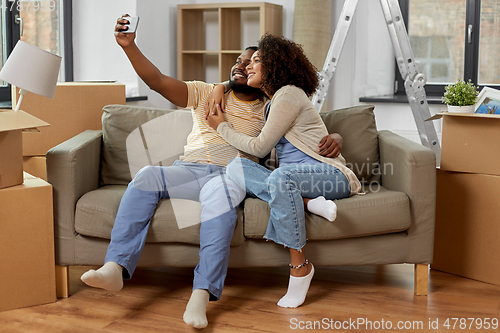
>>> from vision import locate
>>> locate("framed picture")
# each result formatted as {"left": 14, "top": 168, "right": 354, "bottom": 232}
{"left": 474, "top": 87, "right": 500, "bottom": 114}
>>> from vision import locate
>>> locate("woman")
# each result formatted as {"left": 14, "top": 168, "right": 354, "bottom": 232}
{"left": 207, "top": 34, "right": 362, "bottom": 308}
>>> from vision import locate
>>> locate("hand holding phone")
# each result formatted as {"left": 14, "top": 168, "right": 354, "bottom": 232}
{"left": 121, "top": 16, "right": 140, "bottom": 33}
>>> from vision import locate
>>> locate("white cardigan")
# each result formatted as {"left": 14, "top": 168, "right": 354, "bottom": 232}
{"left": 217, "top": 85, "right": 361, "bottom": 195}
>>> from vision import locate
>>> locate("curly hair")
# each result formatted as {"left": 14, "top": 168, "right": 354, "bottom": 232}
{"left": 258, "top": 34, "right": 319, "bottom": 97}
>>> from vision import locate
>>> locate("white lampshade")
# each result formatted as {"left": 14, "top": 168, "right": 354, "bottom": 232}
{"left": 0, "top": 40, "right": 61, "bottom": 98}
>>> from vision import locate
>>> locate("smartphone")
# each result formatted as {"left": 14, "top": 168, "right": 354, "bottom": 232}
{"left": 122, "top": 16, "right": 140, "bottom": 33}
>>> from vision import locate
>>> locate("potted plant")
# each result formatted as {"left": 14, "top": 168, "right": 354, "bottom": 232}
{"left": 442, "top": 79, "right": 479, "bottom": 113}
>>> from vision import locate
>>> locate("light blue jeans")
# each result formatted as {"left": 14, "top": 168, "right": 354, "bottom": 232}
{"left": 105, "top": 160, "right": 245, "bottom": 300}
{"left": 226, "top": 157, "right": 351, "bottom": 250}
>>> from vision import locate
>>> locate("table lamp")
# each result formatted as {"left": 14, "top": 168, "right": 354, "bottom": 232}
{"left": 0, "top": 40, "right": 62, "bottom": 111}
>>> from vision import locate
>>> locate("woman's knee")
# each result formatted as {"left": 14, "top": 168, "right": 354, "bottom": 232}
{"left": 267, "top": 168, "right": 294, "bottom": 194}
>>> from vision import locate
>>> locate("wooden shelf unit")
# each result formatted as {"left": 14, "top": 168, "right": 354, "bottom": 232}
{"left": 177, "top": 2, "right": 283, "bottom": 83}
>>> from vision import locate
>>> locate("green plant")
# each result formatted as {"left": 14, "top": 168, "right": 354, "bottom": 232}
{"left": 442, "top": 79, "right": 479, "bottom": 106}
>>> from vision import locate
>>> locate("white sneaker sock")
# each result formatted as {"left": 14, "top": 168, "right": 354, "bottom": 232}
{"left": 277, "top": 264, "right": 315, "bottom": 308}
{"left": 307, "top": 196, "right": 337, "bottom": 222}
{"left": 183, "top": 289, "right": 210, "bottom": 329}
{"left": 80, "top": 261, "right": 123, "bottom": 292}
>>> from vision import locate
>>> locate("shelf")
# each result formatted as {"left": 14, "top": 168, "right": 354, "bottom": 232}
{"left": 177, "top": 2, "right": 275, "bottom": 10}
{"left": 177, "top": 2, "right": 282, "bottom": 83}
{"left": 221, "top": 50, "right": 246, "bottom": 54}
{"left": 181, "top": 50, "right": 242, "bottom": 55}
{"left": 359, "top": 94, "right": 445, "bottom": 105}
{"left": 182, "top": 50, "right": 221, "bottom": 54}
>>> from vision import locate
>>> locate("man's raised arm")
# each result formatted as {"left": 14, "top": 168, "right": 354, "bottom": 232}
{"left": 115, "top": 15, "right": 188, "bottom": 107}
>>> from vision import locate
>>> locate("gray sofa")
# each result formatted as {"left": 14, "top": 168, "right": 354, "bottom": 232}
{"left": 47, "top": 104, "right": 436, "bottom": 298}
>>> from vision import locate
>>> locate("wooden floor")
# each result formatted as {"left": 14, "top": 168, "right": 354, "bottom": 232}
{"left": 0, "top": 265, "right": 499, "bottom": 332}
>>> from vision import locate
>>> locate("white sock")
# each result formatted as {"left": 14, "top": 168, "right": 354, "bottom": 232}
{"left": 307, "top": 196, "right": 337, "bottom": 222}
{"left": 183, "top": 289, "right": 210, "bottom": 329}
{"left": 277, "top": 264, "right": 315, "bottom": 308}
{"left": 80, "top": 261, "right": 123, "bottom": 292}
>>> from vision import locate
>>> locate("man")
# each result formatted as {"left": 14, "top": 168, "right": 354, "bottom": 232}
{"left": 81, "top": 15, "right": 342, "bottom": 329}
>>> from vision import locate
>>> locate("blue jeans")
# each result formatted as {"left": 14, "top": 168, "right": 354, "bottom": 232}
{"left": 226, "top": 157, "right": 351, "bottom": 250}
{"left": 105, "top": 161, "right": 245, "bottom": 300}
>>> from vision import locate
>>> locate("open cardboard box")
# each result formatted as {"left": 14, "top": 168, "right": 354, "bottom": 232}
{"left": 0, "top": 110, "right": 49, "bottom": 189}
{"left": 13, "top": 82, "right": 126, "bottom": 156}
{"left": 427, "top": 112, "right": 500, "bottom": 176}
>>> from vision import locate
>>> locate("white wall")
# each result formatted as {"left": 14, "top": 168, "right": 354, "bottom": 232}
{"left": 73, "top": 0, "right": 294, "bottom": 109}
{"left": 73, "top": 0, "right": 443, "bottom": 138}
{"left": 135, "top": 0, "right": 294, "bottom": 108}
{"left": 73, "top": 0, "right": 139, "bottom": 97}
{"left": 135, "top": 0, "right": 187, "bottom": 108}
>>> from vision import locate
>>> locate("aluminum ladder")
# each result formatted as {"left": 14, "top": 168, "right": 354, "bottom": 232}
{"left": 311, "top": 0, "right": 441, "bottom": 164}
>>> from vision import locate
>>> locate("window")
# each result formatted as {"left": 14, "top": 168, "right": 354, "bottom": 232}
{"left": 0, "top": 0, "right": 72, "bottom": 104}
{"left": 397, "top": 0, "right": 500, "bottom": 96}
{"left": 0, "top": 0, "right": 19, "bottom": 102}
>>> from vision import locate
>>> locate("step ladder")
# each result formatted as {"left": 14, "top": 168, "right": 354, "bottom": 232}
{"left": 311, "top": 0, "right": 441, "bottom": 164}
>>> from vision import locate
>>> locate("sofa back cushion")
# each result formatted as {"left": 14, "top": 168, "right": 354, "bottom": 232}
{"left": 320, "top": 105, "right": 379, "bottom": 183}
{"left": 100, "top": 104, "right": 193, "bottom": 186}
{"left": 100, "top": 104, "right": 378, "bottom": 185}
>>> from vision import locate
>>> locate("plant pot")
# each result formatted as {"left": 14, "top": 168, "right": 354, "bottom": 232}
{"left": 447, "top": 105, "right": 474, "bottom": 113}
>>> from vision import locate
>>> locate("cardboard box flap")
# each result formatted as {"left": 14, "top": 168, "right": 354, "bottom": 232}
{"left": 427, "top": 111, "right": 500, "bottom": 121}
{"left": 0, "top": 110, "right": 50, "bottom": 132}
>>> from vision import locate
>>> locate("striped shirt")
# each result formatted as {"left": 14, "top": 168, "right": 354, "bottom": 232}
{"left": 178, "top": 81, "right": 266, "bottom": 166}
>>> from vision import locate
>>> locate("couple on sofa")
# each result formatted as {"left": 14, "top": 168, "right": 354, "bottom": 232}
{"left": 80, "top": 15, "right": 361, "bottom": 329}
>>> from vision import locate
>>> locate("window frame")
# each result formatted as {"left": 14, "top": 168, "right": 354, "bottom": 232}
{"left": 61, "top": 0, "right": 73, "bottom": 82}
{"left": 395, "top": 0, "right": 499, "bottom": 97}
{"left": 0, "top": 4, "right": 20, "bottom": 102}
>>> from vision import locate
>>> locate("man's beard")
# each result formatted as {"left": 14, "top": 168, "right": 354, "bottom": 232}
{"left": 229, "top": 77, "right": 262, "bottom": 95}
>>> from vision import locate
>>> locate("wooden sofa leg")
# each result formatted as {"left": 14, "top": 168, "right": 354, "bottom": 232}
{"left": 56, "top": 265, "right": 70, "bottom": 298}
{"left": 414, "top": 264, "right": 429, "bottom": 296}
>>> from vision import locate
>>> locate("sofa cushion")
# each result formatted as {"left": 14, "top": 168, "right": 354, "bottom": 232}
{"left": 74, "top": 185, "right": 245, "bottom": 246}
{"left": 100, "top": 105, "right": 193, "bottom": 186}
{"left": 243, "top": 185, "right": 410, "bottom": 241}
{"left": 320, "top": 105, "right": 379, "bottom": 183}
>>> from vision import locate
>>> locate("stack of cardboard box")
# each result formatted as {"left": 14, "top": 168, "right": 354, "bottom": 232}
{"left": 431, "top": 112, "right": 500, "bottom": 286}
{"left": 0, "top": 108, "right": 53, "bottom": 311}
{"left": 0, "top": 82, "right": 125, "bottom": 312}
{"left": 16, "top": 82, "right": 126, "bottom": 179}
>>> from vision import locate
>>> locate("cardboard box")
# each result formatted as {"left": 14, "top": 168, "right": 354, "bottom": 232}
{"left": 13, "top": 82, "right": 126, "bottom": 156}
{"left": 23, "top": 156, "right": 47, "bottom": 181}
{"left": 432, "top": 169, "right": 500, "bottom": 286}
{"left": 427, "top": 112, "right": 500, "bottom": 176}
{"left": 0, "top": 173, "right": 56, "bottom": 312}
{"left": 0, "top": 110, "right": 49, "bottom": 189}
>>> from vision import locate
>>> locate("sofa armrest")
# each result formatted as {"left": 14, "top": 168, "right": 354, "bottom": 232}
{"left": 378, "top": 130, "right": 436, "bottom": 263}
{"left": 46, "top": 130, "right": 103, "bottom": 265}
